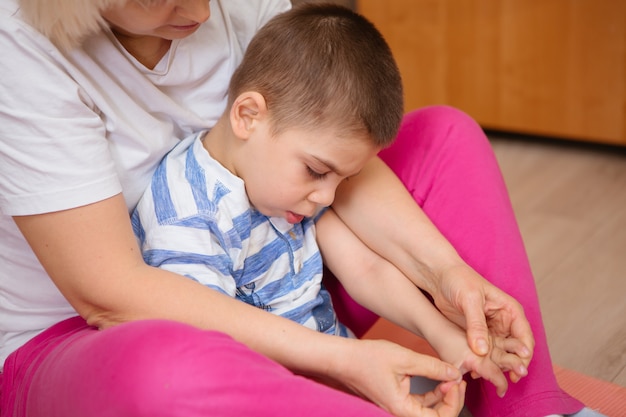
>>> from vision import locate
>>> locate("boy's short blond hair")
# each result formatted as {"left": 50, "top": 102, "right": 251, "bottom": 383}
{"left": 229, "top": 3, "right": 404, "bottom": 148}
{"left": 19, "top": 0, "right": 162, "bottom": 51}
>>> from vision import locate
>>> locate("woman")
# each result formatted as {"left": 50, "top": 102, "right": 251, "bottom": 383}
{"left": 0, "top": 0, "right": 589, "bottom": 416}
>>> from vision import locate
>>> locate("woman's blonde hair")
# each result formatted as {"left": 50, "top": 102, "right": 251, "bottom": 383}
{"left": 19, "top": 0, "right": 163, "bottom": 51}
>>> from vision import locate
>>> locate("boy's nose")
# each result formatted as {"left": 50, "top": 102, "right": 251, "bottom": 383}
{"left": 308, "top": 186, "right": 336, "bottom": 208}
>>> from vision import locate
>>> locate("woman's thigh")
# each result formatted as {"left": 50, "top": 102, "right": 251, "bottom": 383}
{"left": 2, "top": 317, "right": 390, "bottom": 417}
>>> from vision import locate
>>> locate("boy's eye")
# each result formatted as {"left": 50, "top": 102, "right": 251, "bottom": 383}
{"left": 307, "top": 166, "right": 327, "bottom": 180}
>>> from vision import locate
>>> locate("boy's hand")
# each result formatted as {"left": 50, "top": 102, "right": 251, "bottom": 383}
{"left": 466, "top": 337, "right": 529, "bottom": 396}
{"left": 330, "top": 339, "right": 466, "bottom": 417}
{"left": 434, "top": 325, "right": 530, "bottom": 397}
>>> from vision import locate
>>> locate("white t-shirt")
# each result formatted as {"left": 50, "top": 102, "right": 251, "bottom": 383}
{"left": 0, "top": 0, "right": 291, "bottom": 369}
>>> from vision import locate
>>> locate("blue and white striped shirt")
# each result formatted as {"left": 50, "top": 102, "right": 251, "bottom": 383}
{"left": 132, "top": 133, "right": 347, "bottom": 336}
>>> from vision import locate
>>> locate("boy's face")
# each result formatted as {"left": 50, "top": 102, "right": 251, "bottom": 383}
{"left": 236, "top": 122, "right": 379, "bottom": 224}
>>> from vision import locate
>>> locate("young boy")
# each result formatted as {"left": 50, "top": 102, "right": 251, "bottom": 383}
{"left": 132, "top": 3, "right": 527, "bottom": 411}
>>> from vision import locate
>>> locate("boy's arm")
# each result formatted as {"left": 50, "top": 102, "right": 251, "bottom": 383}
{"left": 316, "top": 208, "right": 527, "bottom": 396}
{"left": 333, "top": 157, "right": 534, "bottom": 363}
{"left": 316, "top": 209, "right": 455, "bottom": 339}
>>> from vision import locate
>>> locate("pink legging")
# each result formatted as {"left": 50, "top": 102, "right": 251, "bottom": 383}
{"left": 1, "top": 106, "right": 584, "bottom": 417}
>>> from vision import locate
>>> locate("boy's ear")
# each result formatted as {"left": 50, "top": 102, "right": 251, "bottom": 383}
{"left": 230, "top": 92, "right": 268, "bottom": 139}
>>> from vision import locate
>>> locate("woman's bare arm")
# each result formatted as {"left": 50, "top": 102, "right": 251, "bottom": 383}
{"left": 317, "top": 208, "right": 530, "bottom": 396}
{"left": 332, "top": 157, "right": 534, "bottom": 363}
{"left": 14, "top": 194, "right": 343, "bottom": 370}
{"left": 14, "top": 197, "right": 277, "bottom": 332}
{"left": 333, "top": 158, "right": 462, "bottom": 295}
{"left": 14, "top": 193, "right": 464, "bottom": 416}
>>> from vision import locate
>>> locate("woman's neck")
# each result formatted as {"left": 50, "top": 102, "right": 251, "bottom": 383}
{"left": 113, "top": 31, "right": 172, "bottom": 69}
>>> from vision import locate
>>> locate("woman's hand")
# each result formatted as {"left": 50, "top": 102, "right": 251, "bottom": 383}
{"left": 431, "top": 318, "right": 531, "bottom": 397}
{"left": 331, "top": 157, "right": 534, "bottom": 374}
{"left": 329, "top": 339, "right": 466, "bottom": 417}
{"left": 432, "top": 263, "right": 534, "bottom": 380}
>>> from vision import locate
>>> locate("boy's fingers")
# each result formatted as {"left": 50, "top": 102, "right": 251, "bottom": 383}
{"left": 473, "top": 357, "right": 509, "bottom": 397}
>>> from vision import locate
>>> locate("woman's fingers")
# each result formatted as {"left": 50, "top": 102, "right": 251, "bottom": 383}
{"left": 397, "top": 381, "right": 465, "bottom": 417}
{"left": 400, "top": 349, "right": 462, "bottom": 383}
{"left": 382, "top": 346, "right": 465, "bottom": 417}
{"left": 458, "top": 291, "right": 492, "bottom": 356}
{"left": 432, "top": 380, "right": 467, "bottom": 417}
{"left": 410, "top": 382, "right": 445, "bottom": 408}
{"left": 500, "top": 333, "right": 533, "bottom": 370}
{"left": 493, "top": 337, "right": 530, "bottom": 381}
{"left": 509, "top": 305, "right": 535, "bottom": 361}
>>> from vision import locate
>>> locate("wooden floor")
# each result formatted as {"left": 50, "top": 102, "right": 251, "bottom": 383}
{"left": 488, "top": 133, "right": 626, "bottom": 387}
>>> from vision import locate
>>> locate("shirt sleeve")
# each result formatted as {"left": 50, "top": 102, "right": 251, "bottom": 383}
{"left": 132, "top": 151, "right": 240, "bottom": 297}
{"left": 0, "top": 12, "right": 120, "bottom": 215}
{"left": 140, "top": 217, "right": 239, "bottom": 297}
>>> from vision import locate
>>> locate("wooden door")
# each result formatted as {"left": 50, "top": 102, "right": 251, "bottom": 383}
{"left": 358, "top": 0, "right": 626, "bottom": 145}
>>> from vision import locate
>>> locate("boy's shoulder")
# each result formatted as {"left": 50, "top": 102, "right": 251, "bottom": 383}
{"left": 145, "top": 132, "right": 250, "bottom": 225}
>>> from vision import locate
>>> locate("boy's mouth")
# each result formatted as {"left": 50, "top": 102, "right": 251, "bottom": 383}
{"left": 286, "top": 211, "right": 304, "bottom": 224}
